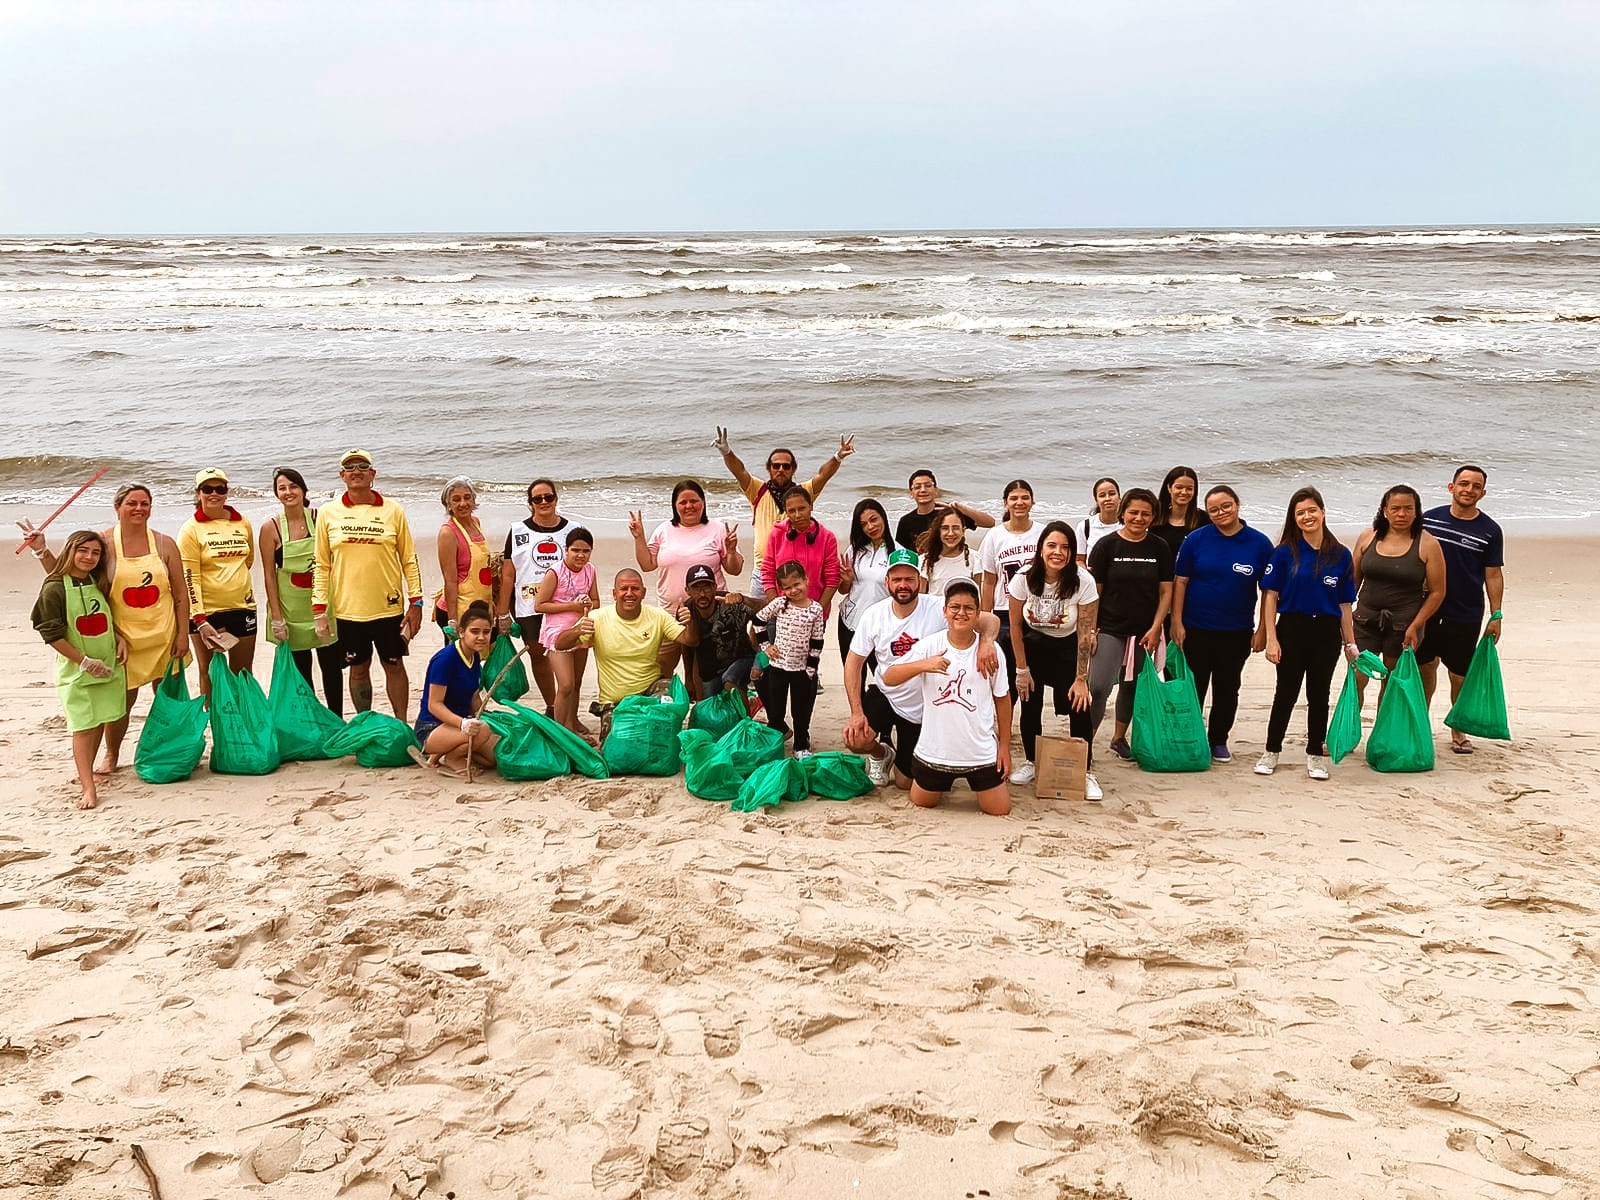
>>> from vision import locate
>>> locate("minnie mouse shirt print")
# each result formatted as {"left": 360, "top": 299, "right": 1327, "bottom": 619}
{"left": 899, "top": 630, "right": 1009, "bottom": 769}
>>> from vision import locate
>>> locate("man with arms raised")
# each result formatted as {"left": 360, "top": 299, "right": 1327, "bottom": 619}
{"left": 556, "top": 569, "right": 698, "bottom": 721}
{"left": 1417, "top": 464, "right": 1505, "bottom": 753}
{"left": 313, "top": 449, "right": 423, "bottom": 719}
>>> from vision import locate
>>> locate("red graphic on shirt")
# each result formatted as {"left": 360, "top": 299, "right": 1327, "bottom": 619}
{"left": 932, "top": 669, "right": 976, "bottom": 711}
{"left": 536, "top": 540, "right": 559, "bottom": 557}
{"left": 122, "top": 571, "right": 159, "bottom": 608}
{"left": 890, "top": 631, "right": 917, "bottom": 658}
{"left": 479, "top": 566, "right": 494, "bottom": 585}
{"left": 289, "top": 571, "right": 314, "bottom": 589}
{"left": 76, "top": 611, "right": 110, "bottom": 637}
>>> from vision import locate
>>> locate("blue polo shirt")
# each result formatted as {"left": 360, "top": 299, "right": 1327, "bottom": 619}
{"left": 1174, "top": 522, "right": 1275, "bottom": 631}
{"left": 420, "top": 644, "right": 483, "bottom": 726}
{"left": 1261, "top": 541, "right": 1356, "bottom": 618}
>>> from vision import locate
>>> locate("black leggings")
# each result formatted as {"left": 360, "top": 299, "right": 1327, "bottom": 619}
{"left": 1019, "top": 628, "right": 1094, "bottom": 765}
{"left": 294, "top": 643, "right": 346, "bottom": 717}
{"left": 758, "top": 667, "right": 818, "bottom": 751}
{"left": 1265, "top": 613, "right": 1340, "bottom": 755}
{"left": 1182, "top": 627, "right": 1253, "bottom": 745}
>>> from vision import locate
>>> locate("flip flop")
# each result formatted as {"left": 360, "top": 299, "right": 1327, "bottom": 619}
{"left": 1450, "top": 739, "right": 1474, "bottom": 755}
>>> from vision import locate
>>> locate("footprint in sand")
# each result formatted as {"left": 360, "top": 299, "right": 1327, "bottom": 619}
{"left": 703, "top": 1018, "right": 741, "bottom": 1059}
{"left": 270, "top": 1032, "right": 315, "bottom": 1082}
{"left": 619, "top": 1001, "right": 662, "bottom": 1051}
{"left": 653, "top": 1117, "right": 709, "bottom": 1182}
{"left": 590, "top": 1144, "right": 648, "bottom": 1199}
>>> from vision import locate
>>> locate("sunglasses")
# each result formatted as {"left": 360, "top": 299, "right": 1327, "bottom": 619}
{"left": 530, "top": 493, "right": 556, "bottom": 503}
{"left": 199, "top": 483, "right": 228, "bottom": 495}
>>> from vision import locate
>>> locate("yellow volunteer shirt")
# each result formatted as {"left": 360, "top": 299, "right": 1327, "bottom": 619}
{"left": 743, "top": 474, "right": 824, "bottom": 573}
{"left": 312, "top": 492, "right": 423, "bottom": 622}
{"left": 581, "top": 604, "right": 685, "bottom": 705}
{"left": 177, "top": 508, "right": 255, "bottom": 619}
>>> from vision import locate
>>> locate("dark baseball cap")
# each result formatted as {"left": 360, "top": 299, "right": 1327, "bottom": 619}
{"left": 685, "top": 565, "right": 717, "bottom": 588}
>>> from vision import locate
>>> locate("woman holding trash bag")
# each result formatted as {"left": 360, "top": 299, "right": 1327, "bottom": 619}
{"left": 415, "top": 600, "right": 500, "bottom": 776}
{"left": 1007, "top": 521, "right": 1102, "bottom": 799}
{"left": 1171, "top": 485, "right": 1275, "bottom": 763}
{"left": 260, "top": 467, "right": 344, "bottom": 714}
{"left": 1086, "top": 489, "right": 1174, "bottom": 763}
{"left": 31, "top": 530, "right": 128, "bottom": 809}
{"left": 178, "top": 468, "right": 257, "bottom": 701}
{"left": 434, "top": 476, "right": 496, "bottom": 632}
{"left": 23, "top": 481, "right": 188, "bottom": 776}
{"left": 1256, "top": 487, "right": 1358, "bottom": 781}
{"left": 1350, "top": 484, "right": 1446, "bottom": 706}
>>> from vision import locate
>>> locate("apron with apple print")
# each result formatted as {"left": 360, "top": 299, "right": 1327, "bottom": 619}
{"left": 58, "top": 578, "right": 127, "bottom": 731}
{"left": 112, "top": 526, "right": 179, "bottom": 689}
{"left": 273, "top": 512, "right": 336, "bottom": 651}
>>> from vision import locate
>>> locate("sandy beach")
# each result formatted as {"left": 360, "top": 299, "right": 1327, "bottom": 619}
{"left": 2, "top": 529, "right": 1596, "bottom": 1199}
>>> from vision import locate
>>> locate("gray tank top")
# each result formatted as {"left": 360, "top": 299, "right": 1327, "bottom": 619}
{"left": 1357, "top": 534, "right": 1425, "bottom": 616}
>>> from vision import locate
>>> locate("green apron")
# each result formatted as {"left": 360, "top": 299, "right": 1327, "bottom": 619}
{"left": 271, "top": 512, "right": 336, "bottom": 652}
{"left": 57, "top": 579, "right": 127, "bottom": 732}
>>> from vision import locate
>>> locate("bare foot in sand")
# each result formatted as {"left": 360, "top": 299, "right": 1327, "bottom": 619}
{"left": 75, "top": 787, "right": 99, "bottom": 810}
{"left": 93, "top": 755, "right": 118, "bottom": 779}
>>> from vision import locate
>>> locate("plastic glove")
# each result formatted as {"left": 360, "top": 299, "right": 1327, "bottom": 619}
{"left": 271, "top": 618, "right": 290, "bottom": 642}
{"left": 79, "top": 657, "right": 113, "bottom": 679}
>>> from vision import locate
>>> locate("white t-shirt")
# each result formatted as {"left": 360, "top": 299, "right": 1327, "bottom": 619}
{"left": 1007, "top": 567, "right": 1099, "bottom": 637}
{"left": 850, "top": 593, "right": 946, "bottom": 721}
{"left": 838, "top": 543, "right": 891, "bottom": 631}
{"left": 1080, "top": 514, "right": 1121, "bottom": 559}
{"left": 978, "top": 523, "right": 1038, "bottom": 612}
{"left": 900, "top": 631, "right": 1009, "bottom": 769}
{"left": 505, "top": 518, "right": 573, "bottom": 619}
{"left": 920, "top": 550, "right": 978, "bottom": 597}
{"left": 647, "top": 520, "right": 728, "bottom": 606}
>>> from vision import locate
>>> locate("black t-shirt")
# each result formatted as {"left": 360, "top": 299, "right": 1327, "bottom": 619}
{"left": 694, "top": 602, "right": 753, "bottom": 682}
{"left": 896, "top": 508, "right": 975, "bottom": 555}
{"left": 1087, "top": 533, "right": 1174, "bottom": 637}
{"left": 1150, "top": 522, "right": 1189, "bottom": 562}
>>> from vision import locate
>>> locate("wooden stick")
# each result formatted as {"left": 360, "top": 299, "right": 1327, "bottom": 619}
{"left": 14, "top": 466, "right": 108, "bottom": 555}
{"left": 464, "top": 725, "right": 475, "bottom": 784}
{"left": 130, "top": 1144, "right": 163, "bottom": 1200}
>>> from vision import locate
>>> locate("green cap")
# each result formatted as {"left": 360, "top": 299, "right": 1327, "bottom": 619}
{"left": 886, "top": 548, "right": 920, "bottom": 572}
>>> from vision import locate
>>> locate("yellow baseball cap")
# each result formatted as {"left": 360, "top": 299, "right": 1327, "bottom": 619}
{"left": 339, "top": 449, "right": 374, "bottom": 468}
{"left": 194, "top": 467, "right": 229, "bottom": 487}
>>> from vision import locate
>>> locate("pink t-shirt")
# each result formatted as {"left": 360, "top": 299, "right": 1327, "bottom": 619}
{"left": 648, "top": 520, "right": 728, "bottom": 606}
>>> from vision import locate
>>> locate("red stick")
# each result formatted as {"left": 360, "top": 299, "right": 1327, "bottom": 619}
{"left": 14, "top": 466, "right": 109, "bottom": 555}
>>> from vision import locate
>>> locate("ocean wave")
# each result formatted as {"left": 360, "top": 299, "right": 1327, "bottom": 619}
{"left": 1211, "top": 450, "right": 1463, "bottom": 478}
{"left": 1004, "top": 270, "right": 1336, "bottom": 286}
{"left": 389, "top": 272, "right": 479, "bottom": 283}
{"left": 1277, "top": 309, "right": 1600, "bottom": 327}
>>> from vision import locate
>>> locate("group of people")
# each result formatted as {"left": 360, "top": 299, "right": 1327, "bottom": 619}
{"left": 23, "top": 435, "right": 1505, "bottom": 815}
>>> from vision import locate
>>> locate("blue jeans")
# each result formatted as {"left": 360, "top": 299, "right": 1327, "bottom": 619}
{"left": 702, "top": 655, "right": 754, "bottom": 696}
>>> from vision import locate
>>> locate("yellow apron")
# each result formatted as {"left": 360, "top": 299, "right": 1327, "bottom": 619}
{"left": 112, "top": 526, "right": 179, "bottom": 689}
{"left": 433, "top": 517, "right": 494, "bottom": 622}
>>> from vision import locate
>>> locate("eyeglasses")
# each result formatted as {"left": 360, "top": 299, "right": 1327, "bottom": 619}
{"left": 199, "top": 484, "right": 228, "bottom": 495}
{"left": 530, "top": 494, "right": 556, "bottom": 504}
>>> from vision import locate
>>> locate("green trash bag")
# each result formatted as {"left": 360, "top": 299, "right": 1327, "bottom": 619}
{"left": 494, "top": 700, "right": 609, "bottom": 778}
{"left": 603, "top": 693, "right": 687, "bottom": 775}
{"left": 732, "top": 756, "right": 809, "bottom": 812}
{"left": 482, "top": 705, "right": 570, "bottom": 781}
{"left": 268, "top": 641, "right": 345, "bottom": 762}
{"left": 660, "top": 675, "right": 692, "bottom": 727}
{"left": 481, "top": 635, "right": 530, "bottom": 705}
{"left": 1446, "top": 635, "right": 1510, "bottom": 741}
{"left": 715, "top": 719, "right": 787, "bottom": 776}
{"left": 1327, "top": 650, "right": 1389, "bottom": 764}
{"left": 322, "top": 710, "right": 420, "bottom": 769}
{"left": 678, "top": 729, "right": 745, "bottom": 802}
{"left": 1366, "top": 647, "right": 1435, "bottom": 773}
{"left": 208, "top": 655, "right": 282, "bottom": 776}
{"left": 1129, "top": 646, "right": 1210, "bottom": 773}
{"left": 800, "top": 752, "right": 874, "bottom": 800}
{"left": 135, "top": 659, "right": 208, "bottom": 783}
{"left": 689, "top": 686, "right": 747, "bottom": 742}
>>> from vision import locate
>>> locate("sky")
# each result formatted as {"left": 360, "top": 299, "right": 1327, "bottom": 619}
{"left": 1, "top": 0, "right": 1595, "bottom": 233}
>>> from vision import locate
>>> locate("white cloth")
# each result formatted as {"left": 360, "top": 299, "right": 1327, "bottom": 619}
{"left": 850, "top": 593, "right": 946, "bottom": 721}
{"left": 978, "top": 524, "right": 1038, "bottom": 612}
{"left": 1080, "top": 514, "right": 1122, "bottom": 559}
{"left": 838, "top": 543, "right": 891, "bottom": 630}
{"left": 900, "top": 631, "right": 1009, "bottom": 769}
{"left": 1007, "top": 567, "right": 1099, "bottom": 637}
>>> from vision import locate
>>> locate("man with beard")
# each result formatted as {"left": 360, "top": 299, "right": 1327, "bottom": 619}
{"left": 673, "top": 564, "right": 754, "bottom": 700}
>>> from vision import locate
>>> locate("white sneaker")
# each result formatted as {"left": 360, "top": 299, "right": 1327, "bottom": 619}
{"left": 1253, "top": 752, "right": 1279, "bottom": 776}
{"left": 1307, "top": 755, "right": 1330, "bottom": 781}
{"left": 864, "top": 751, "right": 892, "bottom": 787}
{"left": 1009, "top": 760, "right": 1036, "bottom": 785}
{"left": 1084, "top": 772, "right": 1103, "bottom": 802}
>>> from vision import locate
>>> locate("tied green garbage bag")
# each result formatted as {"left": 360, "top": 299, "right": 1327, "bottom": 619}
{"left": 603, "top": 692, "right": 687, "bottom": 776}
{"left": 660, "top": 675, "right": 692, "bottom": 727}
{"left": 689, "top": 687, "right": 747, "bottom": 742}
{"left": 732, "top": 756, "right": 808, "bottom": 812}
{"left": 1327, "top": 651, "right": 1389, "bottom": 764}
{"left": 323, "top": 710, "right": 420, "bottom": 769}
{"left": 1446, "top": 635, "right": 1511, "bottom": 741}
{"left": 1366, "top": 647, "right": 1435, "bottom": 773}
{"left": 1129, "top": 646, "right": 1210, "bottom": 773}
{"left": 495, "top": 700, "right": 609, "bottom": 779}
{"left": 800, "top": 752, "right": 874, "bottom": 800}
{"left": 482, "top": 705, "right": 570, "bottom": 781}
{"left": 678, "top": 729, "right": 745, "bottom": 802}
{"left": 208, "top": 655, "right": 282, "bottom": 776}
{"left": 135, "top": 659, "right": 208, "bottom": 783}
{"left": 481, "top": 635, "right": 529, "bottom": 705}
{"left": 715, "top": 719, "right": 786, "bottom": 776}
{"left": 268, "top": 641, "right": 345, "bottom": 762}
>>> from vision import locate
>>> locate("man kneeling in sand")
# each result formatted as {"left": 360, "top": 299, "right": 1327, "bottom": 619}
{"left": 880, "top": 577, "right": 1013, "bottom": 815}
{"left": 556, "top": 569, "right": 697, "bottom": 732}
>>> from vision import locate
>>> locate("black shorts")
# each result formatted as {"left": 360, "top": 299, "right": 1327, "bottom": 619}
{"left": 1416, "top": 616, "right": 1477, "bottom": 676}
{"left": 194, "top": 608, "right": 257, "bottom": 639}
{"left": 338, "top": 615, "right": 410, "bottom": 667}
{"left": 517, "top": 614, "right": 544, "bottom": 644}
{"left": 912, "top": 757, "right": 1005, "bottom": 794}
{"left": 861, "top": 686, "right": 921, "bottom": 780}
{"left": 1353, "top": 605, "right": 1421, "bottom": 660}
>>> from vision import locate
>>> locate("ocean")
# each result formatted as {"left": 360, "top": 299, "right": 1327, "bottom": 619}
{"left": 2, "top": 227, "right": 1596, "bottom": 537}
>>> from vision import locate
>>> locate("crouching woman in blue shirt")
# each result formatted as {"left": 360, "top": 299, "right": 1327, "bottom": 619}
{"left": 1171, "top": 485, "right": 1275, "bottom": 764}
{"left": 416, "top": 600, "right": 500, "bottom": 776}
{"left": 1255, "top": 487, "right": 1356, "bottom": 782}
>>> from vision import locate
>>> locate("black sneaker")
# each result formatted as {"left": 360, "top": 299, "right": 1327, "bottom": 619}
{"left": 1110, "top": 736, "right": 1132, "bottom": 761}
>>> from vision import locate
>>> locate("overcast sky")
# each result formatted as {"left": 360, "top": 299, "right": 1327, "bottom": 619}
{"left": 1, "top": 0, "right": 1594, "bottom": 233}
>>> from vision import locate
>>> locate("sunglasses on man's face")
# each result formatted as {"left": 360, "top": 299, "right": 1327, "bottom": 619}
{"left": 199, "top": 484, "right": 228, "bottom": 495}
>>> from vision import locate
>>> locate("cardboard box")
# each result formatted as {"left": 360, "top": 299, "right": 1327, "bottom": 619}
{"left": 1034, "top": 735, "right": 1088, "bottom": 801}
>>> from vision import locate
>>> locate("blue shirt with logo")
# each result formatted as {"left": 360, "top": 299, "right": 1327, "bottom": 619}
{"left": 1261, "top": 540, "right": 1356, "bottom": 617}
{"left": 1174, "top": 522, "right": 1275, "bottom": 631}
{"left": 1421, "top": 505, "right": 1503, "bottom": 624}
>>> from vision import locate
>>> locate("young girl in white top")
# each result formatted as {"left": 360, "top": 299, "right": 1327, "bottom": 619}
{"left": 535, "top": 528, "right": 599, "bottom": 733}
{"left": 1080, "top": 476, "right": 1122, "bottom": 564}
{"left": 918, "top": 505, "right": 979, "bottom": 596}
{"left": 751, "top": 561, "right": 827, "bottom": 754}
